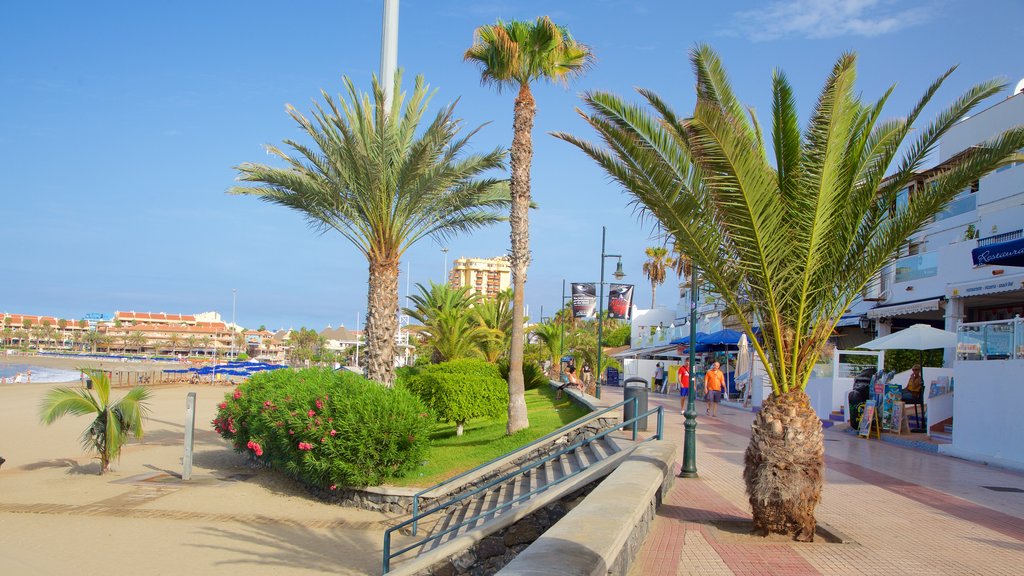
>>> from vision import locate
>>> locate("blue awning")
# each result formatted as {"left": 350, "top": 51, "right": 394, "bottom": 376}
{"left": 670, "top": 332, "right": 708, "bottom": 345}
{"left": 972, "top": 237, "right": 1024, "bottom": 267}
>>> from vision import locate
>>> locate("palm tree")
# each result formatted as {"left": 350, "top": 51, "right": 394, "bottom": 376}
{"left": 642, "top": 246, "right": 673, "bottom": 308}
{"left": 465, "top": 16, "right": 594, "bottom": 434}
{"left": 531, "top": 321, "right": 563, "bottom": 376}
{"left": 39, "top": 368, "right": 152, "bottom": 474}
{"left": 231, "top": 72, "right": 508, "bottom": 387}
{"left": 404, "top": 282, "right": 488, "bottom": 362}
{"left": 473, "top": 289, "right": 514, "bottom": 363}
{"left": 166, "top": 332, "right": 182, "bottom": 356}
{"left": 185, "top": 335, "right": 199, "bottom": 357}
{"left": 127, "top": 332, "right": 147, "bottom": 354}
{"left": 556, "top": 45, "right": 1024, "bottom": 540}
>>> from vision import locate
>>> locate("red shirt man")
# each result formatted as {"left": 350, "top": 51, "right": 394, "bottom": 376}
{"left": 677, "top": 364, "right": 690, "bottom": 415}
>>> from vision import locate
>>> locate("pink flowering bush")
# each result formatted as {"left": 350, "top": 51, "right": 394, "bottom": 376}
{"left": 212, "top": 367, "right": 430, "bottom": 488}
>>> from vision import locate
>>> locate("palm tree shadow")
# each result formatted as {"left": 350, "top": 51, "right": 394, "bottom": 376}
{"left": 19, "top": 457, "right": 99, "bottom": 475}
{"left": 191, "top": 520, "right": 385, "bottom": 575}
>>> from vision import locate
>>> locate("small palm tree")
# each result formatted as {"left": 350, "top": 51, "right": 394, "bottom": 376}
{"left": 642, "top": 246, "right": 673, "bottom": 308}
{"left": 473, "top": 289, "right": 514, "bottom": 363}
{"left": 465, "top": 16, "right": 594, "bottom": 434}
{"left": 531, "top": 321, "right": 564, "bottom": 376}
{"left": 557, "top": 44, "right": 1024, "bottom": 539}
{"left": 39, "top": 369, "right": 152, "bottom": 474}
{"left": 404, "top": 282, "right": 487, "bottom": 362}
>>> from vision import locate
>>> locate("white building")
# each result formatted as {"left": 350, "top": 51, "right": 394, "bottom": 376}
{"left": 864, "top": 88, "right": 1024, "bottom": 363}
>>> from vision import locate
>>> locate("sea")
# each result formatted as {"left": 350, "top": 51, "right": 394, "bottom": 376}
{"left": 0, "top": 363, "right": 84, "bottom": 384}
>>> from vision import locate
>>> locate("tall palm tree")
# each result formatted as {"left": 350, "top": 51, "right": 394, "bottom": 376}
{"left": 39, "top": 368, "right": 152, "bottom": 474}
{"left": 557, "top": 45, "right": 1024, "bottom": 540}
{"left": 231, "top": 72, "right": 508, "bottom": 387}
{"left": 642, "top": 246, "right": 673, "bottom": 308}
{"left": 465, "top": 16, "right": 594, "bottom": 434}
{"left": 185, "top": 335, "right": 198, "bottom": 357}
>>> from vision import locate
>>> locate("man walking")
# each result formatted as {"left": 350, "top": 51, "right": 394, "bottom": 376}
{"left": 655, "top": 362, "right": 667, "bottom": 394}
{"left": 704, "top": 361, "right": 724, "bottom": 417}
{"left": 677, "top": 363, "right": 690, "bottom": 415}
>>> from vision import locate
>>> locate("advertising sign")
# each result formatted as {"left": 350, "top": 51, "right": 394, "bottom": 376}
{"left": 572, "top": 283, "right": 597, "bottom": 318}
{"left": 608, "top": 283, "right": 634, "bottom": 319}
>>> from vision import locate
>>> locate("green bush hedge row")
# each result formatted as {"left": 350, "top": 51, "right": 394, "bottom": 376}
{"left": 404, "top": 359, "right": 508, "bottom": 434}
{"left": 212, "top": 368, "right": 431, "bottom": 488}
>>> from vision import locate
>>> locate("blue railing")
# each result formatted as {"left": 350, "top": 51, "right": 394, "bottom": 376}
{"left": 382, "top": 398, "right": 664, "bottom": 573}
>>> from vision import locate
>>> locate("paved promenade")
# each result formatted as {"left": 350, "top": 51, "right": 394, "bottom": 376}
{"left": 593, "top": 385, "right": 1024, "bottom": 576}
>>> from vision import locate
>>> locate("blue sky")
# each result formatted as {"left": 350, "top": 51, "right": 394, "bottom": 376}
{"left": 3, "top": 0, "right": 1023, "bottom": 331}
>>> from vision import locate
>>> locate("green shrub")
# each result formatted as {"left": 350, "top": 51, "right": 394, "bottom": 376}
{"left": 212, "top": 368, "right": 431, "bottom": 488}
{"left": 882, "top": 348, "right": 942, "bottom": 374}
{"left": 498, "top": 359, "right": 550, "bottom": 391}
{"left": 236, "top": 352, "right": 250, "bottom": 361}
{"left": 407, "top": 359, "right": 507, "bottom": 436}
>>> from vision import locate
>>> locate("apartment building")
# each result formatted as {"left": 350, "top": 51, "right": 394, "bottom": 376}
{"left": 447, "top": 256, "right": 511, "bottom": 299}
{"left": 863, "top": 88, "right": 1024, "bottom": 358}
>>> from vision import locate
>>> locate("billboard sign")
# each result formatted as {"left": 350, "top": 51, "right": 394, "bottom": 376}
{"left": 572, "top": 283, "right": 597, "bottom": 319}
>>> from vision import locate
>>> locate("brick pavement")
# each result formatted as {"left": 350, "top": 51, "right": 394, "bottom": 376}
{"left": 602, "top": 387, "right": 1024, "bottom": 576}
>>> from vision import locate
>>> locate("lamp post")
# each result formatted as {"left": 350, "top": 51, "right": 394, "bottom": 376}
{"left": 679, "top": 262, "right": 699, "bottom": 478}
{"left": 559, "top": 279, "right": 568, "bottom": 381}
{"left": 230, "top": 288, "right": 237, "bottom": 360}
{"left": 596, "top": 226, "right": 625, "bottom": 400}
{"left": 442, "top": 247, "right": 449, "bottom": 284}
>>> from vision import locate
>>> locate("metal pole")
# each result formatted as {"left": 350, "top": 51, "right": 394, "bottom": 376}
{"left": 560, "top": 279, "right": 566, "bottom": 381}
{"left": 442, "top": 247, "right": 449, "bottom": 284}
{"left": 596, "top": 227, "right": 607, "bottom": 400}
{"left": 380, "top": 0, "right": 399, "bottom": 111}
{"left": 680, "top": 262, "right": 699, "bottom": 478}
{"left": 355, "top": 311, "right": 361, "bottom": 369}
{"left": 231, "top": 288, "right": 237, "bottom": 359}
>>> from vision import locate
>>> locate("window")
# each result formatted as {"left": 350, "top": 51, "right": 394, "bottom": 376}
{"left": 894, "top": 252, "right": 938, "bottom": 282}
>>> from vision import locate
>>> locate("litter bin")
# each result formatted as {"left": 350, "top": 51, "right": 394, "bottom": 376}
{"left": 85, "top": 378, "right": 93, "bottom": 390}
{"left": 623, "top": 377, "right": 649, "bottom": 431}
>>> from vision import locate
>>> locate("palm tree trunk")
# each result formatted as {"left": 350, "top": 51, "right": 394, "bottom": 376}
{"left": 365, "top": 257, "right": 400, "bottom": 387}
{"left": 506, "top": 83, "right": 535, "bottom": 435}
{"left": 651, "top": 282, "right": 657, "bottom": 308}
{"left": 743, "top": 389, "right": 824, "bottom": 541}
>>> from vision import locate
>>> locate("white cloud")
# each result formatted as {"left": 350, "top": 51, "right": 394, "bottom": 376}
{"left": 729, "top": 0, "right": 932, "bottom": 42}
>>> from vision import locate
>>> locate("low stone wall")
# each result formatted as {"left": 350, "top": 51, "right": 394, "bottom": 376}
{"left": 498, "top": 440, "right": 677, "bottom": 576}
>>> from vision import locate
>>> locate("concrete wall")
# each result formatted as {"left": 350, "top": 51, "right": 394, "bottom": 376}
{"left": 941, "top": 359, "right": 1024, "bottom": 470}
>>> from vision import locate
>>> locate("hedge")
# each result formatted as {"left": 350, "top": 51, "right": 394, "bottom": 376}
{"left": 405, "top": 359, "right": 508, "bottom": 435}
{"left": 212, "top": 368, "right": 431, "bottom": 488}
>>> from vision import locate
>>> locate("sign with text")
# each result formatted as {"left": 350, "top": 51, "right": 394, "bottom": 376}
{"left": 572, "top": 283, "right": 597, "bottom": 318}
{"left": 608, "top": 283, "right": 634, "bottom": 320}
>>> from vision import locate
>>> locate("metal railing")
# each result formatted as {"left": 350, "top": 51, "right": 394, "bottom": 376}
{"left": 382, "top": 397, "right": 664, "bottom": 573}
{"left": 957, "top": 316, "right": 1024, "bottom": 361}
{"left": 977, "top": 229, "right": 1023, "bottom": 247}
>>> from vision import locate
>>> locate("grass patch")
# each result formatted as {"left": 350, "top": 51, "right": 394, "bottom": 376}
{"left": 388, "top": 385, "right": 588, "bottom": 487}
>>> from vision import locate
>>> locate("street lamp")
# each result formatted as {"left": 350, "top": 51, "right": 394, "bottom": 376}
{"left": 595, "top": 225, "right": 625, "bottom": 400}
{"left": 231, "top": 288, "right": 237, "bottom": 360}
{"left": 441, "top": 247, "right": 449, "bottom": 284}
{"left": 679, "top": 261, "right": 699, "bottom": 478}
{"left": 559, "top": 279, "right": 568, "bottom": 381}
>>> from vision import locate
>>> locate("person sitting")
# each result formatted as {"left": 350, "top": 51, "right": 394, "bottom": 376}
{"left": 902, "top": 364, "right": 923, "bottom": 404}
{"left": 557, "top": 365, "right": 583, "bottom": 399}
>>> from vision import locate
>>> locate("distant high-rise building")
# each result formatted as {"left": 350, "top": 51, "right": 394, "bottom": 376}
{"left": 448, "top": 256, "right": 511, "bottom": 299}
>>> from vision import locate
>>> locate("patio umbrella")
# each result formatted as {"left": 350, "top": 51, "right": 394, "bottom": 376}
{"left": 736, "top": 334, "right": 753, "bottom": 404}
{"left": 860, "top": 323, "right": 956, "bottom": 432}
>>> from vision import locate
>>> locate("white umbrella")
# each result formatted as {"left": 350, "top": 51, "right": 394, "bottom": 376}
{"left": 736, "top": 334, "right": 752, "bottom": 404}
{"left": 860, "top": 323, "right": 956, "bottom": 351}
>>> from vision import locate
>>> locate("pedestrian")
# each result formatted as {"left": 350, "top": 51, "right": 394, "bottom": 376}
{"left": 704, "top": 361, "right": 725, "bottom": 417}
{"left": 677, "top": 363, "right": 690, "bottom": 415}
{"left": 582, "top": 364, "right": 592, "bottom": 389}
{"left": 655, "top": 362, "right": 667, "bottom": 394}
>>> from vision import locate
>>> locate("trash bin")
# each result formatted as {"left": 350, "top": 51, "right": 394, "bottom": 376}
{"left": 623, "top": 377, "right": 649, "bottom": 431}
{"left": 85, "top": 378, "right": 93, "bottom": 390}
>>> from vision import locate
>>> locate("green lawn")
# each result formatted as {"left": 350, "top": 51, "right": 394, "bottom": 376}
{"left": 389, "top": 385, "right": 589, "bottom": 488}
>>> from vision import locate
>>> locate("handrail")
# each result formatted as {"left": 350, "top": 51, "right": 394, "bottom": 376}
{"left": 409, "top": 395, "right": 635, "bottom": 536}
{"left": 382, "top": 402, "right": 664, "bottom": 573}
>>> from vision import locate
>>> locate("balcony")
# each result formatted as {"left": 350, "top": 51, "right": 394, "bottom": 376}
{"left": 977, "top": 229, "right": 1023, "bottom": 247}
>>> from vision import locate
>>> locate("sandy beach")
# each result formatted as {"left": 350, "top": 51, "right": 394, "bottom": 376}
{"left": 0, "top": 375, "right": 393, "bottom": 575}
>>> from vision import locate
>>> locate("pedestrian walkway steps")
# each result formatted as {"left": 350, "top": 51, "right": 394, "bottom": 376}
{"left": 415, "top": 434, "right": 628, "bottom": 555}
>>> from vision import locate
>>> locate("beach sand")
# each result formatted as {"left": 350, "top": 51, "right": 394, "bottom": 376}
{"left": 0, "top": 376, "right": 393, "bottom": 575}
